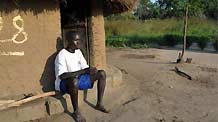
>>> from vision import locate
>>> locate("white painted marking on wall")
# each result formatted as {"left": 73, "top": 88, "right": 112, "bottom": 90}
{"left": 0, "top": 39, "right": 11, "bottom": 43}
{"left": 0, "top": 15, "right": 28, "bottom": 44}
{"left": 12, "top": 15, "right": 28, "bottom": 44}
{"left": 0, "top": 17, "right": 2, "bottom": 31}
{"left": 0, "top": 51, "right": 24, "bottom": 56}
{"left": 0, "top": 15, "right": 28, "bottom": 56}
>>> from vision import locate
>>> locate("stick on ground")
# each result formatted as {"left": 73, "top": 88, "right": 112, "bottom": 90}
{"left": 0, "top": 91, "right": 56, "bottom": 111}
{"left": 0, "top": 100, "right": 16, "bottom": 104}
{"left": 174, "top": 67, "right": 192, "bottom": 80}
{"left": 0, "top": 100, "right": 16, "bottom": 106}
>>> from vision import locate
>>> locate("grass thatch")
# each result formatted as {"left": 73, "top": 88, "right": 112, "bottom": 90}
{"left": 103, "top": 0, "right": 138, "bottom": 16}
{"left": 0, "top": 0, "right": 137, "bottom": 16}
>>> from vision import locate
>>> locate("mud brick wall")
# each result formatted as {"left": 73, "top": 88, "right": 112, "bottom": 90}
{"left": 0, "top": 1, "right": 61, "bottom": 98}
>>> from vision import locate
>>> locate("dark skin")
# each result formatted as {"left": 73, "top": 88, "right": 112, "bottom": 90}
{"left": 59, "top": 36, "right": 109, "bottom": 122}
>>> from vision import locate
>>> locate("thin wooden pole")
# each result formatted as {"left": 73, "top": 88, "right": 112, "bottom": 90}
{"left": 180, "top": 6, "right": 189, "bottom": 61}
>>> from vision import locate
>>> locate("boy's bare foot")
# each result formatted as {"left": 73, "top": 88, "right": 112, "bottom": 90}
{"left": 95, "top": 104, "right": 110, "bottom": 113}
{"left": 72, "top": 111, "right": 86, "bottom": 122}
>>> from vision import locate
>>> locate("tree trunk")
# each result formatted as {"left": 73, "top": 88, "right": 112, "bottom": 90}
{"left": 180, "top": 6, "right": 189, "bottom": 62}
{"left": 90, "top": 0, "right": 106, "bottom": 70}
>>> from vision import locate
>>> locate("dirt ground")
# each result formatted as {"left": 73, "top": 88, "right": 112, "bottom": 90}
{"left": 33, "top": 48, "right": 218, "bottom": 122}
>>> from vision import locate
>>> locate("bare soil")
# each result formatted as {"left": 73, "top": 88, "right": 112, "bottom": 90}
{"left": 33, "top": 48, "right": 218, "bottom": 122}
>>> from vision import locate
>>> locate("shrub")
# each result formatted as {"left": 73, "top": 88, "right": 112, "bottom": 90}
{"left": 127, "top": 35, "right": 154, "bottom": 48}
{"left": 197, "top": 36, "right": 208, "bottom": 50}
{"left": 131, "top": 44, "right": 148, "bottom": 49}
{"left": 106, "top": 36, "right": 128, "bottom": 47}
{"left": 186, "top": 36, "right": 196, "bottom": 49}
{"left": 157, "top": 37, "right": 166, "bottom": 46}
{"left": 211, "top": 35, "right": 218, "bottom": 52}
{"left": 161, "top": 34, "right": 181, "bottom": 47}
{"left": 186, "top": 40, "right": 193, "bottom": 49}
{"left": 213, "top": 40, "right": 218, "bottom": 52}
{"left": 106, "top": 35, "right": 159, "bottom": 48}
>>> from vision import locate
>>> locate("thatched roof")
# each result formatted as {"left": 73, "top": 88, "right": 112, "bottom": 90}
{"left": 1, "top": 0, "right": 137, "bottom": 15}
{"left": 103, "top": 0, "right": 138, "bottom": 16}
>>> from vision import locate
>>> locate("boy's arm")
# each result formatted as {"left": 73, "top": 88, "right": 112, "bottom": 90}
{"left": 60, "top": 67, "right": 98, "bottom": 80}
{"left": 60, "top": 68, "right": 89, "bottom": 80}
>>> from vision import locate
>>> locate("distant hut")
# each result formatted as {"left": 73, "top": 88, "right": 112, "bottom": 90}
{"left": 0, "top": 0, "right": 137, "bottom": 98}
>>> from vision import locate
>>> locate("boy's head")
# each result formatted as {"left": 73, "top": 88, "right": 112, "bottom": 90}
{"left": 66, "top": 31, "right": 81, "bottom": 49}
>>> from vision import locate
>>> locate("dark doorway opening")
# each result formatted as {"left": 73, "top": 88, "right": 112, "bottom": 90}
{"left": 59, "top": 0, "right": 91, "bottom": 64}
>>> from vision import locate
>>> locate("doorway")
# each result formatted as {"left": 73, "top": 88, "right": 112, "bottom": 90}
{"left": 59, "top": 0, "right": 91, "bottom": 64}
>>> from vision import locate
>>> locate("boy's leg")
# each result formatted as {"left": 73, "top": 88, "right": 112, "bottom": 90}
{"left": 90, "top": 70, "right": 109, "bottom": 113}
{"left": 65, "top": 79, "right": 86, "bottom": 122}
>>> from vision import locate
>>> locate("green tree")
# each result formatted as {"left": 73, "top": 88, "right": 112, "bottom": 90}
{"left": 156, "top": 0, "right": 205, "bottom": 18}
{"left": 135, "top": 0, "right": 217, "bottom": 20}
{"left": 203, "top": 0, "right": 218, "bottom": 20}
{"left": 135, "top": 0, "right": 161, "bottom": 19}
{"left": 135, "top": 0, "right": 150, "bottom": 19}
{"left": 156, "top": 0, "right": 181, "bottom": 18}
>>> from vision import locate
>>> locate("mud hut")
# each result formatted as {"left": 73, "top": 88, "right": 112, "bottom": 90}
{"left": 0, "top": 0, "right": 137, "bottom": 98}
{"left": 90, "top": 0, "right": 137, "bottom": 69}
{"left": 60, "top": 0, "right": 137, "bottom": 69}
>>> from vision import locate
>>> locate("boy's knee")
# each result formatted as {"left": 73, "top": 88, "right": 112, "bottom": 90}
{"left": 98, "top": 70, "right": 106, "bottom": 78}
{"left": 66, "top": 78, "right": 78, "bottom": 88}
{"left": 73, "top": 79, "right": 78, "bottom": 87}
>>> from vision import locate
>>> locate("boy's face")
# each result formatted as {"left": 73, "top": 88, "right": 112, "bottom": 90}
{"left": 68, "top": 34, "right": 81, "bottom": 49}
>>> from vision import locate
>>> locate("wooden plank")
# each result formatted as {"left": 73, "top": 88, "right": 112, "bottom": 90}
{"left": 0, "top": 91, "right": 56, "bottom": 111}
{"left": 0, "top": 100, "right": 15, "bottom": 104}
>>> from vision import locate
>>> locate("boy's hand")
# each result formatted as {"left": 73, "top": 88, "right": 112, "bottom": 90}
{"left": 89, "top": 67, "right": 97, "bottom": 75}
